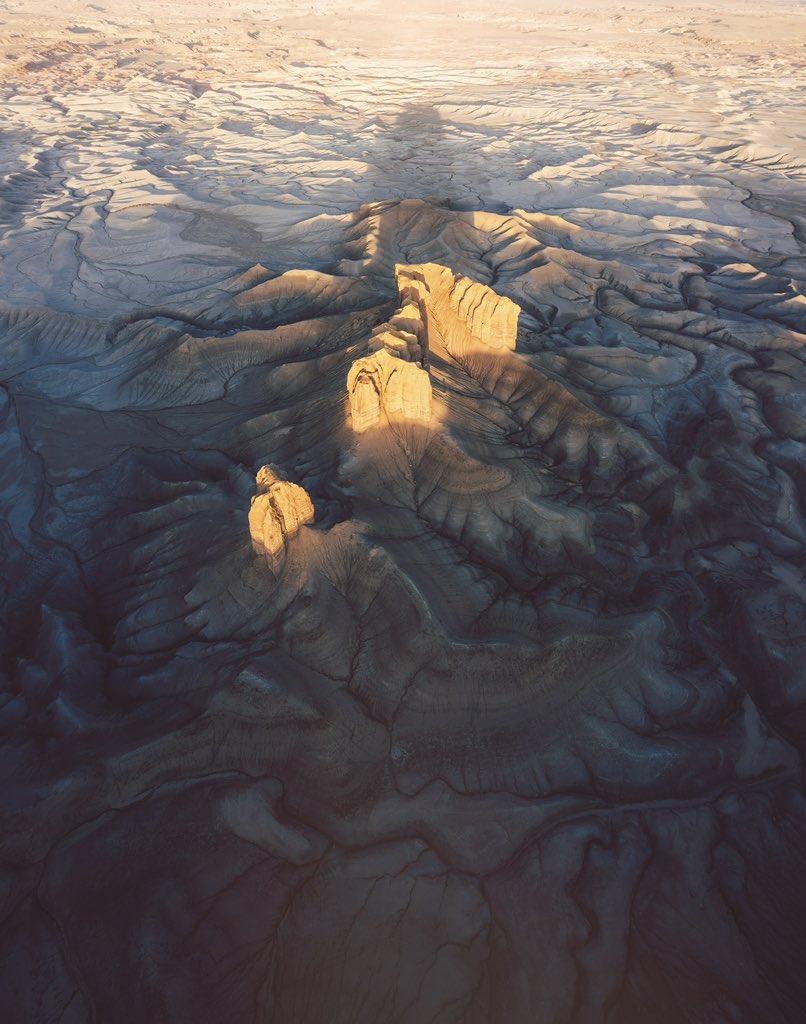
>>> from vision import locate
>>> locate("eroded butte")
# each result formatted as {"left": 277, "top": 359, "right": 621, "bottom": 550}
{"left": 1, "top": 0, "right": 806, "bottom": 1022}
{"left": 346, "top": 262, "right": 519, "bottom": 431}
{"left": 249, "top": 466, "right": 315, "bottom": 558}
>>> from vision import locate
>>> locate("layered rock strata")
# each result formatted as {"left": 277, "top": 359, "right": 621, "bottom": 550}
{"left": 248, "top": 466, "right": 314, "bottom": 557}
{"left": 347, "top": 263, "right": 520, "bottom": 431}
{"left": 347, "top": 349, "right": 432, "bottom": 432}
{"left": 347, "top": 274, "right": 433, "bottom": 432}
{"left": 396, "top": 262, "right": 520, "bottom": 356}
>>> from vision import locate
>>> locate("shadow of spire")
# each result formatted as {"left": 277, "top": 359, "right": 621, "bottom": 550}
{"left": 361, "top": 102, "right": 487, "bottom": 212}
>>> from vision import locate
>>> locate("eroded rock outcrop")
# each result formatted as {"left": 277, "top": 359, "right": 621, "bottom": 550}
{"left": 347, "top": 280, "right": 432, "bottom": 432}
{"left": 248, "top": 466, "right": 314, "bottom": 557}
{"left": 396, "top": 262, "right": 520, "bottom": 356}
{"left": 347, "top": 350, "right": 432, "bottom": 432}
{"left": 347, "top": 263, "right": 520, "bottom": 432}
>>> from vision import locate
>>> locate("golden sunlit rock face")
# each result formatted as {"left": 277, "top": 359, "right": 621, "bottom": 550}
{"left": 396, "top": 262, "right": 521, "bottom": 356}
{"left": 2, "top": 0, "right": 806, "bottom": 1021}
{"left": 347, "top": 348, "right": 432, "bottom": 431}
{"left": 347, "top": 267, "right": 433, "bottom": 431}
{"left": 347, "top": 262, "right": 520, "bottom": 431}
{"left": 248, "top": 466, "right": 314, "bottom": 557}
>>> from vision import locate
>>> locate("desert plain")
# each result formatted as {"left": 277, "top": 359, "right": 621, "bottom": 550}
{"left": 1, "top": 0, "right": 806, "bottom": 1021}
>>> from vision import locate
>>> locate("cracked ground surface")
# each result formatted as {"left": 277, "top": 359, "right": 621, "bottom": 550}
{"left": 1, "top": 0, "right": 806, "bottom": 1021}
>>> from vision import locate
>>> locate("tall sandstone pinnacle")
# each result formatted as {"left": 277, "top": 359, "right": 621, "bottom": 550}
{"left": 347, "top": 262, "right": 520, "bottom": 432}
{"left": 248, "top": 466, "right": 314, "bottom": 557}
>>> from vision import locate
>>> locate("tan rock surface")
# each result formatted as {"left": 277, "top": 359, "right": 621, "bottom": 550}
{"left": 347, "top": 262, "right": 519, "bottom": 431}
{"left": 248, "top": 466, "right": 314, "bottom": 557}
{"left": 347, "top": 348, "right": 432, "bottom": 432}
{"left": 396, "top": 263, "right": 521, "bottom": 356}
{"left": 347, "top": 271, "right": 433, "bottom": 431}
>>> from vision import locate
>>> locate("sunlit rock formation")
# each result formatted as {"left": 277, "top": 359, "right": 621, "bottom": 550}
{"left": 347, "top": 274, "right": 433, "bottom": 432}
{"left": 347, "top": 349, "right": 432, "bottom": 432}
{"left": 347, "top": 263, "right": 520, "bottom": 432}
{"left": 396, "top": 262, "right": 520, "bottom": 356}
{"left": 248, "top": 466, "right": 314, "bottom": 557}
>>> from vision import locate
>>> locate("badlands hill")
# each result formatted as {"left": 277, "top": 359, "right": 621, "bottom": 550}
{"left": 1, "top": 1, "right": 806, "bottom": 1022}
